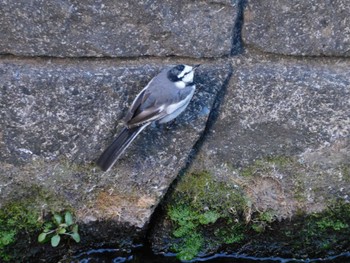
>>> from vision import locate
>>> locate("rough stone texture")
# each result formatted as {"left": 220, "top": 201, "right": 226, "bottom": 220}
{"left": 0, "top": 58, "right": 232, "bottom": 232}
{"left": 243, "top": 0, "right": 350, "bottom": 56}
{"left": 2, "top": 0, "right": 350, "bottom": 260}
{"left": 148, "top": 54, "right": 350, "bottom": 260}
{"left": 0, "top": 0, "right": 237, "bottom": 58}
{"left": 190, "top": 53, "right": 350, "bottom": 219}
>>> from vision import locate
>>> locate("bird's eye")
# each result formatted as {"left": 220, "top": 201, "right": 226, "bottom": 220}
{"left": 175, "top": 65, "right": 185, "bottom": 71}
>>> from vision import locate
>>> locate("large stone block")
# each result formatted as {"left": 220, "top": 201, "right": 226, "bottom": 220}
{"left": 0, "top": 0, "right": 237, "bottom": 58}
{"left": 191, "top": 54, "right": 350, "bottom": 218}
{"left": 0, "top": 58, "right": 232, "bottom": 232}
{"left": 243, "top": 0, "right": 350, "bottom": 56}
{"left": 149, "top": 55, "right": 350, "bottom": 260}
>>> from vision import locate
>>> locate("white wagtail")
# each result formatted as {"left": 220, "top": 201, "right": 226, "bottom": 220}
{"left": 97, "top": 64, "right": 200, "bottom": 171}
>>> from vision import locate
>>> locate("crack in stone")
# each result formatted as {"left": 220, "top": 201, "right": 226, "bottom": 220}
{"left": 145, "top": 62, "right": 234, "bottom": 241}
{"left": 231, "top": 0, "right": 247, "bottom": 55}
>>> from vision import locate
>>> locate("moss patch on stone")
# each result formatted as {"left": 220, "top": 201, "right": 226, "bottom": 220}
{"left": 163, "top": 168, "right": 350, "bottom": 260}
{"left": 280, "top": 201, "right": 350, "bottom": 254}
{"left": 0, "top": 200, "right": 41, "bottom": 261}
{"left": 166, "top": 171, "right": 250, "bottom": 261}
{"left": 240, "top": 156, "right": 296, "bottom": 177}
{"left": 340, "top": 164, "right": 350, "bottom": 183}
{"left": 0, "top": 185, "right": 72, "bottom": 261}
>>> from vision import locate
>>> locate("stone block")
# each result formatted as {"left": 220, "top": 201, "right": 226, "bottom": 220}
{"left": 0, "top": 0, "right": 237, "bottom": 58}
{"left": 0, "top": 58, "right": 232, "bottom": 230}
{"left": 191, "top": 54, "right": 350, "bottom": 218}
{"left": 243, "top": 0, "right": 350, "bottom": 56}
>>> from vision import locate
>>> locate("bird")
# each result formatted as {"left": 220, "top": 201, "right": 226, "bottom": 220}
{"left": 96, "top": 64, "right": 200, "bottom": 171}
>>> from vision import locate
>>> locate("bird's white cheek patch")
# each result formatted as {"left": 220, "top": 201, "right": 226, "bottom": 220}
{"left": 175, "top": 81, "right": 186, "bottom": 89}
{"left": 182, "top": 71, "right": 194, "bottom": 83}
{"left": 177, "top": 65, "right": 192, "bottom": 78}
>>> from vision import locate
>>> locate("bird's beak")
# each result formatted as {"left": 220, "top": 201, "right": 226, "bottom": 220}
{"left": 193, "top": 64, "right": 201, "bottom": 70}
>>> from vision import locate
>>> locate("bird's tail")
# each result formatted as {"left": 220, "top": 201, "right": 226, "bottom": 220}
{"left": 96, "top": 125, "right": 148, "bottom": 171}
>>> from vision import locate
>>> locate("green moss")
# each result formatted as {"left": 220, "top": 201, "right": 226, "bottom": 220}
{"left": 199, "top": 211, "right": 221, "bottom": 225}
{"left": 265, "top": 156, "right": 294, "bottom": 167}
{"left": 0, "top": 201, "right": 41, "bottom": 261}
{"left": 340, "top": 164, "right": 350, "bottom": 183}
{"left": 168, "top": 205, "right": 204, "bottom": 260}
{"left": 240, "top": 156, "right": 294, "bottom": 178}
{"left": 214, "top": 221, "right": 245, "bottom": 244}
{"left": 241, "top": 156, "right": 296, "bottom": 177}
{"left": 0, "top": 185, "right": 73, "bottom": 261}
{"left": 168, "top": 205, "right": 199, "bottom": 238}
{"left": 175, "top": 233, "right": 204, "bottom": 261}
{"left": 56, "top": 157, "right": 97, "bottom": 175}
{"left": 281, "top": 201, "right": 350, "bottom": 253}
{"left": 241, "top": 159, "right": 267, "bottom": 177}
{"left": 251, "top": 210, "right": 276, "bottom": 233}
{"left": 316, "top": 217, "right": 348, "bottom": 231}
{"left": 172, "top": 171, "right": 248, "bottom": 216}
{"left": 240, "top": 156, "right": 308, "bottom": 203}
{"left": 167, "top": 171, "right": 250, "bottom": 261}
{"left": 165, "top": 163, "right": 350, "bottom": 260}
{"left": 312, "top": 202, "right": 350, "bottom": 233}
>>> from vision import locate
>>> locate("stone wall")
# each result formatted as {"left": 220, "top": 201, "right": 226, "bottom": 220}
{"left": 0, "top": 0, "right": 349, "bottom": 261}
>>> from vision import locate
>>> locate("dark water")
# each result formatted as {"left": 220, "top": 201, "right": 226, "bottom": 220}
{"left": 70, "top": 246, "right": 350, "bottom": 263}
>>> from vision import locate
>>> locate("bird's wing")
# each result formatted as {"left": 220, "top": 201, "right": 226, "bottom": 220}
{"left": 124, "top": 88, "right": 150, "bottom": 123}
{"left": 126, "top": 103, "right": 167, "bottom": 128}
{"left": 125, "top": 88, "right": 169, "bottom": 128}
{"left": 125, "top": 82, "right": 194, "bottom": 128}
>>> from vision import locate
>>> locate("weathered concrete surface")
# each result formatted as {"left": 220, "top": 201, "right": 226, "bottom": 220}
{"left": 148, "top": 53, "right": 350, "bottom": 260}
{"left": 0, "top": 0, "right": 237, "bottom": 58}
{"left": 0, "top": 58, "right": 232, "bottom": 233}
{"left": 190, "top": 53, "right": 350, "bottom": 219}
{"left": 243, "top": 0, "right": 350, "bottom": 56}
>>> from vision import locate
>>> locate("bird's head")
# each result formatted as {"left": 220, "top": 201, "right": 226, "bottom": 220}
{"left": 167, "top": 64, "right": 200, "bottom": 87}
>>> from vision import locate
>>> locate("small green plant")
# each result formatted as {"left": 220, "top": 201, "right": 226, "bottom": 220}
{"left": 38, "top": 211, "right": 80, "bottom": 247}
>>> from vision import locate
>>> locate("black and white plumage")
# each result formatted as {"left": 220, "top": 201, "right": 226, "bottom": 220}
{"left": 96, "top": 64, "right": 200, "bottom": 171}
